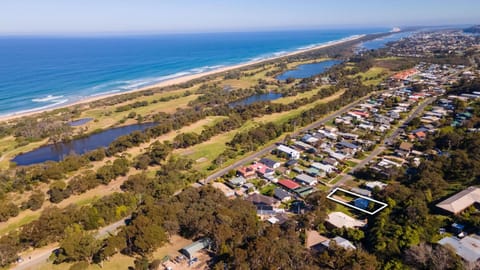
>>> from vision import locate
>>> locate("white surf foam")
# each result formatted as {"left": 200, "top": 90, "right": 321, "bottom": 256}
{"left": 32, "top": 95, "right": 64, "bottom": 102}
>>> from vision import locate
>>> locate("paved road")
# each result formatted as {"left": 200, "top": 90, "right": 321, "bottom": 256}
{"left": 11, "top": 89, "right": 393, "bottom": 270}
{"left": 13, "top": 216, "right": 130, "bottom": 270}
{"left": 204, "top": 92, "right": 381, "bottom": 183}
{"left": 333, "top": 96, "right": 436, "bottom": 188}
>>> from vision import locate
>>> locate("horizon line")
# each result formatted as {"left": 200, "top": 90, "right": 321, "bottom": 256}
{"left": 0, "top": 23, "right": 473, "bottom": 38}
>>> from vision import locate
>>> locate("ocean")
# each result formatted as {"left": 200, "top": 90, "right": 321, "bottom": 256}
{"left": 0, "top": 28, "right": 388, "bottom": 116}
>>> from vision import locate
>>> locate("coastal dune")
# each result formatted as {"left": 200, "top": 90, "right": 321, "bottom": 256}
{"left": 0, "top": 35, "right": 364, "bottom": 123}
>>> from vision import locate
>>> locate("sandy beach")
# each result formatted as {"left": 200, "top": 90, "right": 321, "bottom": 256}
{"left": 0, "top": 34, "right": 365, "bottom": 123}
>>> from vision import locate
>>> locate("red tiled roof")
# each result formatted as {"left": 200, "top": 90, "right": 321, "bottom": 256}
{"left": 415, "top": 131, "right": 426, "bottom": 138}
{"left": 278, "top": 179, "right": 300, "bottom": 190}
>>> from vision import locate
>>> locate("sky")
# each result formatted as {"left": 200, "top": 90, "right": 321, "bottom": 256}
{"left": 0, "top": 0, "right": 478, "bottom": 35}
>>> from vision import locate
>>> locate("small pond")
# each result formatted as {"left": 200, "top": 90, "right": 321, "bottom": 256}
{"left": 69, "top": 118, "right": 93, "bottom": 126}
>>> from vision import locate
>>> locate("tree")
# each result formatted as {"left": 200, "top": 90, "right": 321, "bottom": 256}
{"left": 23, "top": 190, "right": 45, "bottom": 210}
{"left": 55, "top": 224, "right": 100, "bottom": 264}
{"left": 404, "top": 242, "right": 462, "bottom": 270}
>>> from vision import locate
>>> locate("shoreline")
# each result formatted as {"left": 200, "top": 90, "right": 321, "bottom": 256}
{"left": 0, "top": 34, "right": 366, "bottom": 123}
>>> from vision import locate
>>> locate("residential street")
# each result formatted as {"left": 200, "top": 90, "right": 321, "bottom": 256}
{"left": 333, "top": 96, "right": 436, "bottom": 188}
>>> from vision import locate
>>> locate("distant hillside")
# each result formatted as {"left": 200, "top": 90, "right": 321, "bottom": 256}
{"left": 464, "top": 25, "right": 480, "bottom": 33}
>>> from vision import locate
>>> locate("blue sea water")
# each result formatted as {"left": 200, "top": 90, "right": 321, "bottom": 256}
{"left": 0, "top": 28, "right": 387, "bottom": 116}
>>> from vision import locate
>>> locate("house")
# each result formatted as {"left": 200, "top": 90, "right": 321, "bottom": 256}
{"left": 321, "top": 236, "right": 356, "bottom": 250}
{"left": 274, "top": 188, "right": 292, "bottom": 202}
{"left": 242, "top": 182, "right": 255, "bottom": 191}
{"left": 436, "top": 187, "right": 480, "bottom": 215}
{"left": 302, "top": 134, "right": 319, "bottom": 144}
{"left": 212, "top": 182, "right": 235, "bottom": 198}
{"left": 311, "top": 162, "right": 336, "bottom": 174}
{"left": 238, "top": 163, "right": 274, "bottom": 179}
{"left": 337, "top": 132, "right": 359, "bottom": 140}
{"left": 263, "top": 174, "right": 278, "bottom": 183}
{"left": 337, "top": 141, "right": 361, "bottom": 152}
{"left": 396, "top": 141, "right": 414, "bottom": 157}
{"left": 438, "top": 235, "right": 480, "bottom": 263}
{"left": 180, "top": 238, "right": 212, "bottom": 259}
{"left": 306, "top": 230, "right": 329, "bottom": 252}
{"left": 292, "top": 166, "right": 304, "bottom": 174}
{"left": 351, "top": 187, "right": 372, "bottom": 197}
{"left": 237, "top": 166, "right": 257, "bottom": 179}
{"left": 295, "top": 173, "right": 318, "bottom": 186}
{"left": 259, "top": 158, "right": 281, "bottom": 169}
{"left": 328, "top": 151, "right": 347, "bottom": 161}
{"left": 317, "top": 129, "right": 338, "bottom": 140}
{"left": 276, "top": 144, "right": 300, "bottom": 160}
{"left": 306, "top": 167, "right": 324, "bottom": 177}
{"left": 228, "top": 176, "right": 247, "bottom": 187}
{"left": 294, "top": 141, "right": 314, "bottom": 151}
{"left": 246, "top": 193, "right": 280, "bottom": 215}
{"left": 326, "top": 212, "right": 367, "bottom": 229}
{"left": 294, "top": 186, "right": 315, "bottom": 198}
{"left": 285, "top": 159, "right": 298, "bottom": 167}
{"left": 323, "top": 157, "right": 339, "bottom": 167}
{"left": 267, "top": 214, "right": 289, "bottom": 225}
{"left": 365, "top": 181, "right": 388, "bottom": 190}
{"left": 278, "top": 179, "right": 301, "bottom": 190}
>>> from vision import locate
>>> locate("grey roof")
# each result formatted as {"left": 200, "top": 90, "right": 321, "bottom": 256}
{"left": 439, "top": 236, "right": 480, "bottom": 263}
{"left": 260, "top": 158, "right": 279, "bottom": 168}
{"left": 246, "top": 193, "right": 279, "bottom": 206}
{"left": 295, "top": 173, "right": 318, "bottom": 185}
{"left": 274, "top": 188, "right": 292, "bottom": 200}
{"left": 181, "top": 238, "right": 212, "bottom": 259}
{"left": 322, "top": 236, "right": 356, "bottom": 250}
{"left": 351, "top": 187, "right": 372, "bottom": 197}
{"left": 338, "top": 141, "right": 361, "bottom": 149}
{"left": 229, "top": 176, "right": 247, "bottom": 186}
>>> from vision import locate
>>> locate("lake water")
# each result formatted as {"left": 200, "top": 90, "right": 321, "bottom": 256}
{"left": 359, "top": 32, "right": 413, "bottom": 50}
{"left": 229, "top": 93, "right": 283, "bottom": 107}
{"left": 12, "top": 123, "right": 156, "bottom": 166}
{"left": 69, "top": 118, "right": 93, "bottom": 126}
{"left": 276, "top": 60, "right": 342, "bottom": 80}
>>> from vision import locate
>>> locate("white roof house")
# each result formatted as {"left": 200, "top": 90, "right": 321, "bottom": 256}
{"left": 436, "top": 187, "right": 480, "bottom": 215}
{"left": 311, "top": 162, "right": 336, "bottom": 173}
{"left": 326, "top": 212, "right": 367, "bottom": 229}
{"left": 277, "top": 145, "right": 300, "bottom": 160}
{"left": 439, "top": 235, "right": 480, "bottom": 263}
{"left": 295, "top": 173, "right": 318, "bottom": 186}
{"left": 212, "top": 182, "right": 235, "bottom": 198}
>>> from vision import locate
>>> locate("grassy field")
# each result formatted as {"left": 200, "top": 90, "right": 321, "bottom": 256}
{"left": 0, "top": 136, "right": 49, "bottom": 169}
{"left": 33, "top": 235, "right": 192, "bottom": 270}
{"left": 79, "top": 94, "right": 200, "bottom": 130}
{"left": 351, "top": 67, "right": 390, "bottom": 86}
{"left": 272, "top": 86, "right": 328, "bottom": 105}
{"left": 255, "top": 89, "right": 346, "bottom": 124}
